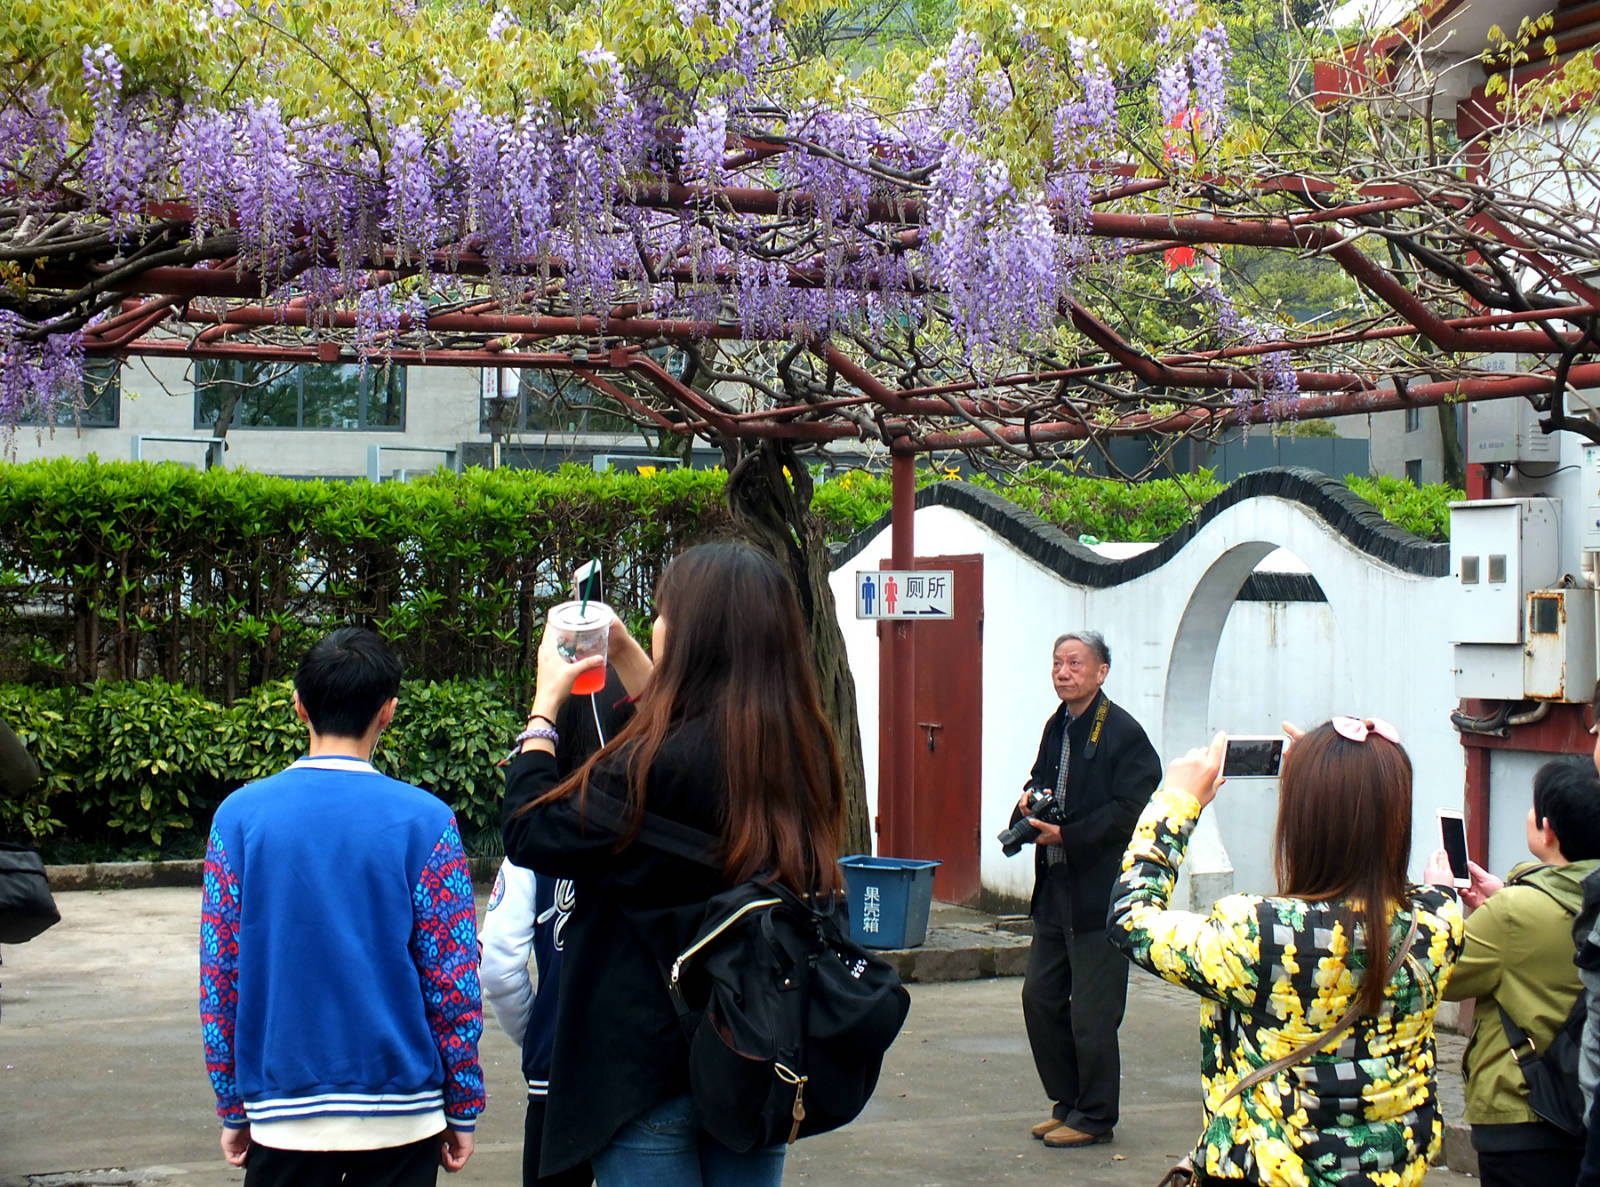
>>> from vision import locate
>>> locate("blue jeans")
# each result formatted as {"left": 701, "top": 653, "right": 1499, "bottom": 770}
{"left": 591, "top": 1094, "right": 786, "bottom": 1187}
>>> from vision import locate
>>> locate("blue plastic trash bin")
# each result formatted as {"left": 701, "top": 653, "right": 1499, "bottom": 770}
{"left": 837, "top": 855, "right": 942, "bottom": 949}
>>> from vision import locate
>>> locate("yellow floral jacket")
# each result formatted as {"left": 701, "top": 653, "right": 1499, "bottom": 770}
{"left": 1108, "top": 785, "right": 1465, "bottom": 1187}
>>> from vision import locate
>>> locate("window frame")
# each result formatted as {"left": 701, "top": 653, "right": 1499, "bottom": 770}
{"left": 193, "top": 359, "right": 407, "bottom": 432}
{"left": 21, "top": 358, "right": 121, "bottom": 429}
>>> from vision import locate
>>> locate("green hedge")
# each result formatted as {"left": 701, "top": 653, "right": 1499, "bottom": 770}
{"left": 0, "top": 459, "right": 1461, "bottom": 852}
{"left": 0, "top": 677, "right": 521, "bottom": 854}
{"left": 812, "top": 467, "right": 1460, "bottom": 543}
{"left": 0, "top": 459, "right": 731, "bottom": 698}
{"left": 0, "top": 458, "right": 1457, "bottom": 702}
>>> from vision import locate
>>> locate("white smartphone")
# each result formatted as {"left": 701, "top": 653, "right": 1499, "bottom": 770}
{"left": 1439, "top": 809, "right": 1471, "bottom": 889}
{"left": 573, "top": 560, "right": 603, "bottom": 605}
{"left": 1221, "top": 735, "right": 1285, "bottom": 779}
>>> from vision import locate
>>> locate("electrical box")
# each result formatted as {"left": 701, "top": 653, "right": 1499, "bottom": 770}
{"left": 1467, "top": 396, "right": 1559, "bottom": 465}
{"left": 1581, "top": 444, "right": 1600, "bottom": 552}
{"left": 1455, "top": 643, "right": 1528, "bottom": 700}
{"left": 1524, "top": 587, "right": 1599, "bottom": 701}
{"left": 1447, "top": 498, "right": 1561, "bottom": 644}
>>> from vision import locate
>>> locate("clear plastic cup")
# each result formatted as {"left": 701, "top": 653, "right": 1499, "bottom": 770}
{"left": 550, "top": 601, "right": 612, "bottom": 696}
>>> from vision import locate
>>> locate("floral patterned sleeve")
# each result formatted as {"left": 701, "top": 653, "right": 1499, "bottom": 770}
{"left": 1108, "top": 783, "right": 1264, "bottom": 1012}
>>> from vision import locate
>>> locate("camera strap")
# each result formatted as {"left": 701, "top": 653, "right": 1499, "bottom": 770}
{"left": 1080, "top": 697, "right": 1110, "bottom": 762}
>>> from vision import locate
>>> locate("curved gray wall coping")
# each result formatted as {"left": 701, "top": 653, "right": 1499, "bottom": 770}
{"left": 830, "top": 467, "right": 1448, "bottom": 602}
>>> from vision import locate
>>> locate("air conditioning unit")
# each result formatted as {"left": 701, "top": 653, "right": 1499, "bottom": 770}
{"left": 1467, "top": 379, "right": 1558, "bottom": 465}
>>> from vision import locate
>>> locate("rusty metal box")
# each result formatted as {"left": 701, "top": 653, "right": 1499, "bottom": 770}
{"left": 1524, "top": 587, "right": 1598, "bottom": 702}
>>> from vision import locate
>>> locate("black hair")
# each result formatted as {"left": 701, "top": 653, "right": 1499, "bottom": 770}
{"left": 1532, "top": 756, "right": 1600, "bottom": 862}
{"left": 294, "top": 628, "right": 403, "bottom": 739}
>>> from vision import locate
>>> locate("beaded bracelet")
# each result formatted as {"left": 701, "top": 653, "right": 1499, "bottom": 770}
{"left": 515, "top": 724, "right": 560, "bottom": 748}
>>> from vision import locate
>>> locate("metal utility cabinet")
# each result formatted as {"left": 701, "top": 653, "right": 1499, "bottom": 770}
{"left": 1449, "top": 497, "right": 1561, "bottom": 699}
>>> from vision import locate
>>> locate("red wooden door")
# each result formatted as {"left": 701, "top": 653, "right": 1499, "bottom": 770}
{"left": 878, "top": 554, "right": 984, "bottom": 905}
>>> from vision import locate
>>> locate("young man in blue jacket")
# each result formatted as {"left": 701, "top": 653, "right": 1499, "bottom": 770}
{"left": 200, "top": 628, "right": 484, "bottom": 1184}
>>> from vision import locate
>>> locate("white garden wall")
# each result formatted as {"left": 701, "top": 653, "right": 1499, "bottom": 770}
{"left": 829, "top": 471, "right": 1465, "bottom": 908}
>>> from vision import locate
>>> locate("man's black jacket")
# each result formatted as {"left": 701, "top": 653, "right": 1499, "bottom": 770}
{"left": 1015, "top": 690, "right": 1161, "bottom": 932}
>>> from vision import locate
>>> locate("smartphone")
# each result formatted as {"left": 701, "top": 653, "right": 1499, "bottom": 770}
{"left": 1439, "top": 809, "right": 1471, "bottom": 889}
{"left": 572, "top": 560, "right": 603, "bottom": 605}
{"left": 1222, "top": 736, "right": 1284, "bottom": 778}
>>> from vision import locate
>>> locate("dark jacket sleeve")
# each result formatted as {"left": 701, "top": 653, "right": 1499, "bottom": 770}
{"left": 1014, "top": 711, "right": 1059, "bottom": 829}
{"left": 502, "top": 750, "right": 632, "bottom": 880}
{"left": 1061, "top": 715, "right": 1162, "bottom": 870}
{"left": 1027, "top": 711, "right": 1057, "bottom": 793}
{"left": 0, "top": 718, "right": 40, "bottom": 800}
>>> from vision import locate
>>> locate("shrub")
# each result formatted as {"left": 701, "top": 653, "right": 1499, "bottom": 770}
{"left": 0, "top": 677, "right": 529, "bottom": 854}
{"left": 0, "top": 459, "right": 731, "bottom": 698}
{"left": 1344, "top": 474, "right": 1460, "bottom": 542}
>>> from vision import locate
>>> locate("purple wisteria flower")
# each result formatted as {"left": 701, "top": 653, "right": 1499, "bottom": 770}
{"left": 0, "top": 314, "right": 84, "bottom": 432}
{"left": 682, "top": 102, "right": 728, "bottom": 186}
{"left": 1191, "top": 23, "right": 1232, "bottom": 136}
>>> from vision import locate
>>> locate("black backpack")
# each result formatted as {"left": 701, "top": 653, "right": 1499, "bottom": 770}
{"left": 1499, "top": 871, "right": 1590, "bottom": 1137}
{"left": 1499, "top": 995, "right": 1587, "bottom": 1136}
{"left": 638, "top": 812, "right": 912, "bottom": 1152}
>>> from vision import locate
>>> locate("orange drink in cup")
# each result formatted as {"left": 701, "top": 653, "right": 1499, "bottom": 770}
{"left": 551, "top": 601, "right": 612, "bottom": 696}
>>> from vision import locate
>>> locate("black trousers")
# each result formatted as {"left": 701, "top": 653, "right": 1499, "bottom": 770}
{"left": 243, "top": 1135, "right": 440, "bottom": 1187}
{"left": 1478, "top": 1145, "right": 1581, "bottom": 1187}
{"left": 1021, "top": 865, "right": 1130, "bottom": 1135}
{"left": 527, "top": 1096, "right": 593, "bottom": 1187}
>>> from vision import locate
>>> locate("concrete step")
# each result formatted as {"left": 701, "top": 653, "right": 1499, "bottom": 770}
{"left": 863, "top": 901, "right": 1033, "bottom": 983}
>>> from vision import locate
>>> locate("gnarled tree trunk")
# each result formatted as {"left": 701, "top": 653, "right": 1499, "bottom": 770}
{"left": 723, "top": 439, "right": 872, "bottom": 855}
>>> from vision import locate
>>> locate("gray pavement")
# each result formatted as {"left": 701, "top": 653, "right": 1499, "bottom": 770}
{"left": 0, "top": 888, "right": 1477, "bottom": 1186}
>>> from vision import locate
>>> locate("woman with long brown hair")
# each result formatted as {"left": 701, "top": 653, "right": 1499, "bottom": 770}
{"left": 1108, "top": 721, "right": 1466, "bottom": 1186}
{"left": 501, "top": 540, "right": 845, "bottom": 1187}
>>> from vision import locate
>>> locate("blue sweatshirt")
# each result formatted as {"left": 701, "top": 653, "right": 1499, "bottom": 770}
{"left": 200, "top": 756, "right": 484, "bottom": 1143}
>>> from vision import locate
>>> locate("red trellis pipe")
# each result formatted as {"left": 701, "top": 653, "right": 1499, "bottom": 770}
{"left": 882, "top": 445, "right": 918, "bottom": 860}
{"left": 905, "top": 363, "right": 1600, "bottom": 451}
{"left": 171, "top": 302, "right": 765, "bottom": 342}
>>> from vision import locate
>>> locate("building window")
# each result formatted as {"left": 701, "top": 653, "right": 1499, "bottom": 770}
{"left": 195, "top": 360, "right": 405, "bottom": 431}
{"left": 480, "top": 370, "right": 634, "bottom": 436}
{"left": 1405, "top": 458, "right": 1423, "bottom": 483}
{"left": 1403, "top": 407, "right": 1422, "bottom": 432}
{"left": 22, "top": 359, "right": 120, "bottom": 428}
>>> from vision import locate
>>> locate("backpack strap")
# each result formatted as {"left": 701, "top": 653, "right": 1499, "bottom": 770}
{"left": 576, "top": 785, "right": 723, "bottom": 868}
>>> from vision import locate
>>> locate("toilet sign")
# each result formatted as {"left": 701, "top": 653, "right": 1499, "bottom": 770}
{"left": 855, "top": 569, "right": 954, "bottom": 619}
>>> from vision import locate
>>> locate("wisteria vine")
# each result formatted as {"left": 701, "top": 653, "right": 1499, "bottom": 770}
{"left": 0, "top": 0, "right": 1242, "bottom": 427}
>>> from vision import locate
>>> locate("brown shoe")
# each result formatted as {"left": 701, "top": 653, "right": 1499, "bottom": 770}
{"left": 1043, "top": 1125, "right": 1114, "bottom": 1148}
{"left": 1030, "top": 1117, "right": 1065, "bottom": 1139}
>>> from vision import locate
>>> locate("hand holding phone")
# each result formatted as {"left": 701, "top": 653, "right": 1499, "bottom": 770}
{"left": 1222, "top": 736, "right": 1284, "bottom": 779}
{"left": 1438, "top": 809, "right": 1471, "bottom": 889}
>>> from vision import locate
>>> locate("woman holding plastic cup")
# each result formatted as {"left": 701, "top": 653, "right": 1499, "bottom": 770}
{"left": 501, "top": 540, "right": 846, "bottom": 1187}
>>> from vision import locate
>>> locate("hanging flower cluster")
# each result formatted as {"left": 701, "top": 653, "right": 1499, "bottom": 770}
{"left": 0, "top": 3, "right": 1242, "bottom": 415}
{"left": 1196, "top": 282, "right": 1300, "bottom": 423}
{"left": 0, "top": 312, "right": 83, "bottom": 433}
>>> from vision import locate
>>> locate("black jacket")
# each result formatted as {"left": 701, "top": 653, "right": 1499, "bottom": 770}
{"left": 1018, "top": 690, "right": 1160, "bottom": 932}
{"left": 502, "top": 716, "right": 730, "bottom": 1174}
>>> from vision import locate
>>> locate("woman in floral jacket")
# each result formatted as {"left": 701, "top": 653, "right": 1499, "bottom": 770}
{"left": 1108, "top": 721, "right": 1465, "bottom": 1187}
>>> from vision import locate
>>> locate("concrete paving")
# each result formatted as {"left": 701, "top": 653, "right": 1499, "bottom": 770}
{"left": 0, "top": 888, "right": 1477, "bottom": 1186}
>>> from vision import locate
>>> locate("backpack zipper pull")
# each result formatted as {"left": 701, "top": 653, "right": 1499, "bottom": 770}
{"left": 788, "top": 1076, "right": 807, "bottom": 1143}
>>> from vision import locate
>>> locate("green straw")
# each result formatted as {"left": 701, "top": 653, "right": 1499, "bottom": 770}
{"left": 580, "top": 558, "right": 598, "bottom": 615}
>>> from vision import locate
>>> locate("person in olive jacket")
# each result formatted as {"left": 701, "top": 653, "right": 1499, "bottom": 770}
{"left": 1013, "top": 631, "right": 1160, "bottom": 1150}
{"left": 1439, "top": 756, "right": 1600, "bottom": 1187}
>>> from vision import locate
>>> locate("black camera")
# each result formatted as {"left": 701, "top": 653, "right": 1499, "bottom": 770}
{"left": 997, "top": 786, "right": 1066, "bottom": 857}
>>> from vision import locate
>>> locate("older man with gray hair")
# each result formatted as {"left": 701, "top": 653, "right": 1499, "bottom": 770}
{"left": 1010, "top": 630, "right": 1160, "bottom": 1150}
